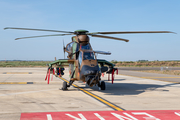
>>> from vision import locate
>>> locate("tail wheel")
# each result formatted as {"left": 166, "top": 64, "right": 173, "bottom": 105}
{"left": 101, "top": 81, "right": 106, "bottom": 90}
{"left": 62, "top": 81, "right": 68, "bottom": 90}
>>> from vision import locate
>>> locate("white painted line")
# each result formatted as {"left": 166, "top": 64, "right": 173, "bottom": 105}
{"left": 175, "top": 112, "right": 180, "bottom": 116}
{"left": 47, "top": 114, "right": 53, "bottom": 120}
{"left": 94, "top": 113, "right": 105, "bottom": 120}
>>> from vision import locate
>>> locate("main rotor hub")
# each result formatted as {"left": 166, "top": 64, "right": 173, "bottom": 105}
{"left": 74, "top": 30, "right": 89, "bottom": 35}
{"left": 78, "top": 35, "right": 89, "bottom": 43}
{"left": 71, "top": 34, "right": 89, "bottom": 43}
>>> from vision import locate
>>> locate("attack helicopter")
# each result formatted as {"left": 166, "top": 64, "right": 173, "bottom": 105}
{"left": 4, "top": 27, "right": 175, "bottom": 90}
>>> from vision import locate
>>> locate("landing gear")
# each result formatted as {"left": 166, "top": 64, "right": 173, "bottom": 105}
{"left": 100, "top": 81, "right": 106, "bottom": 90}
{"left": 98, "top": 81, "right": 106, "bottom": 90}
{"left": 61, "top": 80, "right": 74, "bottom": 90}
{"left": 61, "top": 70, "right": 75, "bottom": 90}
{"left": 62, "top": 81, "right": 68, "bottom": 90}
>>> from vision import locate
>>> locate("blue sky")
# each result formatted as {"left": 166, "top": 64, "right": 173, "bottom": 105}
{"left": 0, "top": 0, "right": 179, "bottom": 61}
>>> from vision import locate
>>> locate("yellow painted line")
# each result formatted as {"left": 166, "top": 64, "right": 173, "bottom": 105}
{"left": 0, "top": 82, "right": 33, "bottom": 84}
{"left": 59, "top": 76, "right": 124, "bottom": 111}
{"left": 3, "top": 72, "right": 31, "bottom": 74}
{"left": 119, "top": 74, "right": 180, "bottom": 84}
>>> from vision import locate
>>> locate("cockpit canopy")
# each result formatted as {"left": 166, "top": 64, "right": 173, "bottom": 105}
{"left": 66, "top": 42, "right": 92, "bottom": 54}
{"left": 80, "top": 43, "right": 91, "bottom": 50}
{"left": 65, "top": 39, "right": 92, "bottom": 59}
{"left": 78, "top": 50, "right": 96, "bottom": 66}
{"left": 83, "top": 51, "right": 95, "bottom": 60}
{"left": 66, "top": 41, "right": 74, "bottom": 53}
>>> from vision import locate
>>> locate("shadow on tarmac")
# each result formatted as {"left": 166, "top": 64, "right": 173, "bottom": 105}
{"left": 78, "top": 78, "right": 177, "bottom": 96}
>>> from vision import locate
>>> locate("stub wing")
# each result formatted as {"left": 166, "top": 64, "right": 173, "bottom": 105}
{"left": 94, "top": 50, "right": 111, "bottom": 55}
{"left": 97, "top": 59, "right": 114, "bottom": 68}
{"left": 45, "top": 59, "right": 74, "bottom": 84}
{"left": 97, "top": 59, "right": 118, "bottom": 84}
{"left": 48, "top": 59, "right": 74, "bottom": 67}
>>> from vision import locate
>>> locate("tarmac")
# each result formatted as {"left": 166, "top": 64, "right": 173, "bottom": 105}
{"left": 0, "top": 67, "right": 180, "bottom": 120}
{"left": 118, "top": 70, "right": 180, "bottom": 83}
{"left": 117, "top": 67, "right": 180, "bottom": 71}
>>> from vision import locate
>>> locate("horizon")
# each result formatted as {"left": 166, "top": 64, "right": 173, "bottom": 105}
{"left": 1, "top": 59, "right": 180, "bottom": 62}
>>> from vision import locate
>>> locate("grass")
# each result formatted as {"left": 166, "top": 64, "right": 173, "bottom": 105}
{"left": 1, "top": 60, "right": 180, "bottom": 76}
{"left": 1, "top": 60, "right": 180, "bottom": 68}
{"left": 0, "top": 61, "right": 52, "bottom": 67}
{"left": 111, "top": 61, "right": 180, "bottom": 67}
{"left": 139, "top": 70, "right": 180, "bottom": 76}
{"left": 111, "top": 60, "right": 180, "bottom": 76}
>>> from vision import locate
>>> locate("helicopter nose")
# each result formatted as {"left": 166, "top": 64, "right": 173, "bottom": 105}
{"left": 81, "top": 65, "right": 99, "bottom": 76}
{"left": 84, "top": 70, "right": 97, "bottom": 76}
{"left": 80, "top": 65, "right": 100, "bottom": 87}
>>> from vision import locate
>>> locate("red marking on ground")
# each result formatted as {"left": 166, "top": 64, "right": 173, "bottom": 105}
{"left": 20, "top": 110, "right": 180, "bottom": 120}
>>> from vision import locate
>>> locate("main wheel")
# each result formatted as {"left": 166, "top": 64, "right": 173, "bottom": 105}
{"left": 100, "top": 81, "right": 106, "bottom": 90}
{"left": 62, "top": 81, "right": 68, "bottom": 90}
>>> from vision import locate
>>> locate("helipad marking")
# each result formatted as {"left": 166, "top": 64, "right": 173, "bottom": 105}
{"left": 175, "top": 112, "right": 180, "bottom": 116}
{"left": 20, "top": 110, "right": 180, "bottom": 120}
{"left": 59, "top": 76, "right": 125, "bottom": 111}
{"left": 47, "top": 114, "right": 52, "bottom": 120}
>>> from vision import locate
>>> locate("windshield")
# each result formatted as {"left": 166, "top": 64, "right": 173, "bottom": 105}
{"left": 66, "top": 42, "right": 74, "bottom": 53}
{"left": 83, "top": 52, "right": 95, "bottom": 60}
{"left": 80, "top": 43, "right": 91, "bottom": 50}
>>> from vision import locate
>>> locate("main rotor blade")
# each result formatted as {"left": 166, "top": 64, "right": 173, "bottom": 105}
{"left": 89, "top": 31, "right": 176, "bottom": 35}
{"left": 94, "top": 50, "right": 111, "bottom": 55}
{"left": 4, "top": 27, "right": 74, "bottom": 33}
{"left": 15, "top": 34, "right": 73, "bottom": 40}
{"left": 91, "top": 35, "right": 129, "bottom": 42}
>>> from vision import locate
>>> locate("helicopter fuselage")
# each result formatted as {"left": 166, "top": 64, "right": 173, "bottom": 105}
{"left": 65, "top": 34, "right": 101, "bottom": 87}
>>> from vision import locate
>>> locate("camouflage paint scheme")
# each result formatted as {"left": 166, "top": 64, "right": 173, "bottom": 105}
{"left": 48, "top": 32, "right": 115, "bottom": 87}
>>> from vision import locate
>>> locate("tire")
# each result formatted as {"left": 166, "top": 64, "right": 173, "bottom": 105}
{"left": 100, "top": 81, "right": 106, "bottom": 90}
{"left": 62, "top": 81, "right": 68, "bottom": 90}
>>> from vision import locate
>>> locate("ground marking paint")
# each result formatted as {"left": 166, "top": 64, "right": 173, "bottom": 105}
{"left": 111, "top": 112, "right": 138, "bottom": 120}
{"left": 21, "top": 110, "right": 180, "bottom": 120}
{"left": 47, "top": 114, "right": 52, "bottom": 120}
{"left": 59, "top": 76, "right": 124, "bottom": 111}
{"left": 94, "top": 113, "right": 105, "bottom": 120}
{"left": 132, "top": 112, "right": 160, "bottom": 120}
{"left": 66, "top": 113, "right": 87, "bottom": 120}
{"left": 175, "top": 112, "right": 180, "bottom": 116}
{"left": 0, "top": 82, "right": 33, "bottom": 84}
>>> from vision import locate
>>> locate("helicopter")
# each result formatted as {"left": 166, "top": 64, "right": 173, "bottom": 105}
{"left": 4, "top": 27, "right": 175, "bottom": 90}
